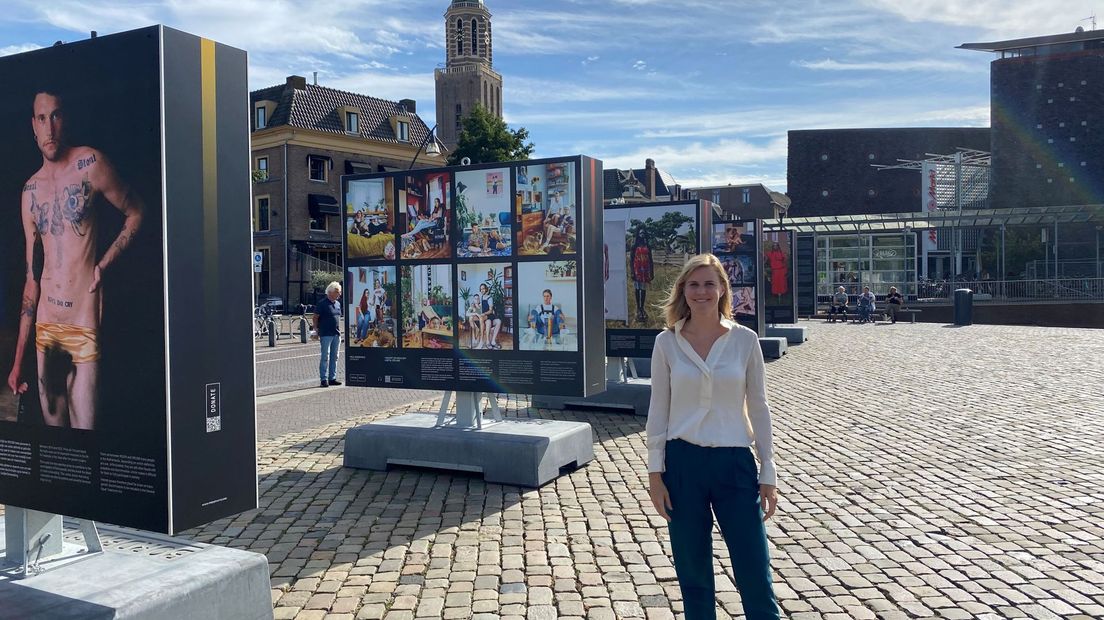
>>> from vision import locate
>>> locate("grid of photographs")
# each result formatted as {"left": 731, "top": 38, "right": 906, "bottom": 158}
{"left": 343, "top": 159, "right": 585, "bottom": 355}
{"left": 713, "top": 221, "right": 759, "bottom": 322}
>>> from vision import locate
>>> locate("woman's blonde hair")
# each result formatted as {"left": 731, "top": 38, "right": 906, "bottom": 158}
{"left": 660, "top": 253, "right": 733, "bottom": 328}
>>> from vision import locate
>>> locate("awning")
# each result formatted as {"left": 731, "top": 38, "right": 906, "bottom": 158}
{"left": 308, "top": 193, "right": 341, "bottom": 217}
{"left": 761, "top": 204, "right": 1104, "bottom": 234}
{"left": 345, "top": 160, "right": 374, "bottom": 175}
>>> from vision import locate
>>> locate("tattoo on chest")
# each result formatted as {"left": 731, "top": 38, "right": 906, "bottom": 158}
{"left": 27, "top": 178, "right": 93, "bottom": 240}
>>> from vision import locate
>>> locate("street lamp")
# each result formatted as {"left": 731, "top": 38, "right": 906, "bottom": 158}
{"left": 408, "top": 124, "right": 442, "bottom": 170}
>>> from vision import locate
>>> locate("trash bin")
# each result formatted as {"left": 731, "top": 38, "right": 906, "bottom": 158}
{"left": 953, "top": 288, "right": 973, "bottom": 326}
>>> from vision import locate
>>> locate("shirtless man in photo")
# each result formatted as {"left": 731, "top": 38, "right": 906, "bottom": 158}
{"left": 6, "top": 88, "right": 144, "bottom": 430}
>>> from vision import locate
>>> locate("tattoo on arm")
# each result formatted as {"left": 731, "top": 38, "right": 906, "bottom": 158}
{"left": 20, "top": 295, "right": 36, "bottom": 318}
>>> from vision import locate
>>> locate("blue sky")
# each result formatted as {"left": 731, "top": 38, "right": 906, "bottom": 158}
{"left": 1, "top": 0, "right": 1099, "bottom": 190}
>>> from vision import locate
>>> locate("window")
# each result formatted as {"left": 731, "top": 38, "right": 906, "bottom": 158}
{"left": 315, "top": 249, "right": 339, "bottom": 266}
{"left": 820, "top": 153, "right": 829, "bottom": 161}
{"left": 742, "top": 188, "right": 751, "bottom": 204}
{"left": 346, "top": 111, "right": 359, "bottom": 134}
{"left": 256, "top": 156, "right": 268, "bottom": 181}
{"left": 255, "top": 196, "right": 270, "bottom": 232}
{"left": 309, "top": 156, "right": 327, "bottom": 182}
{"left": 471, "top": 19, "right": 479, "bottom": 56}
{"left": 455, "top": 103, "right": 462, "bottom": 134}
{"left": 455, "top": 18, "right": 463, "bottom": 55}
{"left": 255, "top": 105, "right": 266, "bottom": 129}
{"left": 309, "top": 211, "right": 327, "bottom": 231}
{"left": 821, "top": 190, "right": 829, "bottom": 197}
{"left": 256, "top": 248, "right": 270, "bottom": 295}
{"left": 396, "top": 120, "right": 410, "bottom": 142}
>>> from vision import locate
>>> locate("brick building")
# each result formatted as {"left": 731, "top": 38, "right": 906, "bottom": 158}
{"left": 250, "top": 75, "right": 443, "bottom": 308}
{"left": 435, "top": 0, "right": 503, "bottom": 149}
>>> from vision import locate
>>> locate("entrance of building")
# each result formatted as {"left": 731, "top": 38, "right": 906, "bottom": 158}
{"left": 926, "top": 255, "right": 951, "bottom": 279}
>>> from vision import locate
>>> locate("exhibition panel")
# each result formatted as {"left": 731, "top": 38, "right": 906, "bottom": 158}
{"left": 0, "top": 27, "right": 257, "bottom": 535}
{"left": 343, "top": 156, "right": 605, "bottom": 397}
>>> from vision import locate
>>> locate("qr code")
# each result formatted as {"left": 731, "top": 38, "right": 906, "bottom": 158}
{"left": 206, "top": 417, "right": 221, "bottom": 433}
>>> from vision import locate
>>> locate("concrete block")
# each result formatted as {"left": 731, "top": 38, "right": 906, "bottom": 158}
{"left": 532, "top": 380, "right": 651, "bottom": 416}
{"left": 759, "top": 337, "right": 788, "bottom": 359}
{"left": 0, "top": 521, "right": 272, "bottom": 620}
{"left": 766, "top": 325, "right": 808, "bottom": 344}
{"left": 344, "top": 413, "right": 593, "bottom": 487}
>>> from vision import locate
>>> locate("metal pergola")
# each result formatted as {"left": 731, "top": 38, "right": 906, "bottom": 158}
{"left": 763, "top": 204, "right": 1104, "bottom": 234}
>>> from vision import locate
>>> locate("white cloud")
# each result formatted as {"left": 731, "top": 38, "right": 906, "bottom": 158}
{"left": 795, "top": 58, "right": 980, "bottom": 73}
{"left": 859, "top": 0, "right": 1099, "bottom": 38}
{"left": 633, "top": 60, "right": 647, "bottom": 70}
{"left": 0, "top": 43, "right": 42, "bottom": 56}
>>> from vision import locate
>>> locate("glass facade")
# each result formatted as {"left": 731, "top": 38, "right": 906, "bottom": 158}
{"left": 816, "top": 232, "right": 916, "bottom": 298}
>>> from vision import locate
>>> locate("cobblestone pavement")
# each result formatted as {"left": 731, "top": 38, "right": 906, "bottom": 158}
{"left": 184, "top": 321, "right": 1104, "bottom": 619}
{"left": 255, "top": 339, "right": 347, "bottom": 397}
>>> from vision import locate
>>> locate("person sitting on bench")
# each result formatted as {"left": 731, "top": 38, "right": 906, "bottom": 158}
{"left": 885, "top": 286, "right": 903, "bottom": 323}
{"left": 828, "top": 286, "right": 848, "bottom": 323}
{"left": 857, "top": 286, "right": 876, "bottom": 324}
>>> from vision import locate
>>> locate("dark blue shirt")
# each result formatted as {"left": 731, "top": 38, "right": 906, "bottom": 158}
{"left": 314, "top": 296, "right": 342, "bottom": 337}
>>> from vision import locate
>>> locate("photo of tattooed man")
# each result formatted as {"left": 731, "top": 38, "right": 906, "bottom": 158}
{"left": 4, "top": 87, "right": 144, "bottom": 431}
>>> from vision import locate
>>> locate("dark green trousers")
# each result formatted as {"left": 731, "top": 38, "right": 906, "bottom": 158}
{"left": 663, "top": 439, "right": 779, "bottom": 619}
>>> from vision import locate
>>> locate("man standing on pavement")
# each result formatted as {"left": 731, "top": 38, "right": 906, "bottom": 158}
{"left": 7, "top": 88, "right": 144, "bottom": 429}
{"left": 313, "top": 281, "right": 342, "bottom": 387}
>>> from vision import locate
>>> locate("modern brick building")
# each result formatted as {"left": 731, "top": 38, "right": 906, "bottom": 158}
{"left": 250, "top": 76, "right": 443, "bottom": 307}
{"left": 960, "top": 28, "right": 1104, "bottom": 210}
{"left": 786, "top": 127, "right": 992, "bottom": 218}
{"left": 435, "top": 0, "right": 503, "bottom": 149}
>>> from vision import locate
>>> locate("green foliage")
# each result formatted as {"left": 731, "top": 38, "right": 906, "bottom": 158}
{"left": 626, "top": 211, "right": 695, "bottom": 252}
{"left": 447, "top": 104, "right": 534, "bottom": 165}
{"left": 310, "top": 270, "right": 343, "bottom": 296}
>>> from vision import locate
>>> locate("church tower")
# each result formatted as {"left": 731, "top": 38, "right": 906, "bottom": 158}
{"left": 435, "top": 0, "right": 503, "bottom": 149}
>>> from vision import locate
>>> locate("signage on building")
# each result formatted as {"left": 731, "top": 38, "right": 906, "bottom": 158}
{"left": 921, "top": 162, "right": 939, "bottom": 252}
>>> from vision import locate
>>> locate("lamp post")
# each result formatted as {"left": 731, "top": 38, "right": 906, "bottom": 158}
{"left": 408, "top": 124, "right": 442, "bottom": 170}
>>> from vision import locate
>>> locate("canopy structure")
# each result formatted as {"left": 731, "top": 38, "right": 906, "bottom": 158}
{"left": 763, "top": 204, "right": 1104, "bottom": 234}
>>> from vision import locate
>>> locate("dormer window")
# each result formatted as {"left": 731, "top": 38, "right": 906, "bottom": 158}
{"left": 397, "top": 120, "right": 410, "bottom": 142}
{"left": 255, "top": 105, "right": 266, "bottom": 129}
{"left": 346, "top": 111, "right": 359, "bottom": 134}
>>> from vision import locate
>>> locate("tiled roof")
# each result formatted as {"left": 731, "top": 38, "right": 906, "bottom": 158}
{"left": 603, "top": 166, "right": 680, "bottom": 200}
{"left": 251, "top": 79, "right": 433, "bottom": 147}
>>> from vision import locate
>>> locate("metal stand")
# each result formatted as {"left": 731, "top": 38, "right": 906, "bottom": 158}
{"left": 3, "top": 507, "right": 103, "bottom": 578}
{"left": 435, "top": 391, "right": 503, "bottom": 429}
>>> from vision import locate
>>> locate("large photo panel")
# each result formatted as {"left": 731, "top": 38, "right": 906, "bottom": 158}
{"left": 343, "top": 156, "right": 604, "bottom": 397}
{"left": 0, "top": 28, "right": 168, "bottom": 530}
{"left": 762, "top": 230, "right": 796, "bottom": 324}
{"left": 603, "top": 201, "right": 705, "bottom": 358}
{"left": 714, "top": 220, "right": 763, "bottom": 334}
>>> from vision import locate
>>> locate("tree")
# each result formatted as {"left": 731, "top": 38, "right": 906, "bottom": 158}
{"left": 447, "top": 104, "right": 534, "bottom": 165}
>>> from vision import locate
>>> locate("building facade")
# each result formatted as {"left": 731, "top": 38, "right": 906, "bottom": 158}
{"left": 602, "top": 159, "right": 680, "bottom": 205}
{"left": 961, "top": 28, "right": 1104, "bottom": 210}
{"left": 684, "top": 184, "right": 788, "bottom": 221}
{"left": 786, "top": 128, "right": 992, "bottom": 218}
{"left": 250, "top": 75, "right": 443, "bottom": 308}
{"left": 435, "top": 0, "right": 503, "bottom": 148}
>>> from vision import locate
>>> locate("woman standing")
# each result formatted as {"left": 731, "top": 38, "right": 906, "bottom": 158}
{"left": 646, "top": 253, "right": 779, "bottom": 619}
{"left": 631, "top": 230, "right": 655, "bottom": 322}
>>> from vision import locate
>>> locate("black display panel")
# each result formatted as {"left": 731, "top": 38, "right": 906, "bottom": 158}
{"left": 602, "top": 200, "right": 710, "bottom": 358}
{"left": 0, "top": 27, "right": 256, "bottom": 534}
{"left": 343, "top": 156, "right": 605, "bottom": 397}
{"left": 762, "top": 230, "right": 797, "bottom": 324}
{"left": 712, "top": 220, "right": 764, "bottom": 335}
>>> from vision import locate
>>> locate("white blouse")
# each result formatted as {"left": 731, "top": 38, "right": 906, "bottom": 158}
{"left": 645, "top": 318, "right": 777, "bottom": 486}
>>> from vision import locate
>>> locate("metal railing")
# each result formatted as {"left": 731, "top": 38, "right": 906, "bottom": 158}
{"left": 817, "top": 278, "right": 1104, "bottom": 304}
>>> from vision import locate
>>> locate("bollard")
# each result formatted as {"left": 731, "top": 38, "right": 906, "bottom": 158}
{"left": 299, "top": 320, "right": 307, "bottom": 343}
{"left": 267, "top": 320, "right": 276, "bottom": 347}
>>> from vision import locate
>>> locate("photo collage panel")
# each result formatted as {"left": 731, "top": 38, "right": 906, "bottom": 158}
{"left": 343, "top": 159, "right": 583, "bottom": 353}
{"left": 712, "top": 221, "right": 758, "bottom": 319}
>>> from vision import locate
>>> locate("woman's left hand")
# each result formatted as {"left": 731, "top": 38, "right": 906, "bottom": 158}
{"left": 759, "top": 484, "right": 778, "bottom": 521}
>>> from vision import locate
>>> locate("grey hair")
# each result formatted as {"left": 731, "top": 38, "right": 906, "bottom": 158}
{"left": 326, "top": 281, "right": 342, "bottom": 294}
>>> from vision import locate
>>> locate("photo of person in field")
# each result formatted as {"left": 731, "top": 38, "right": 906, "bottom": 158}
{"left": 603, "top": 203, "right": 697, "bottom": 330}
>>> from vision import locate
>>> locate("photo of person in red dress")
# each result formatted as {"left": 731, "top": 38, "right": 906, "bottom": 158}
{"left": 631, "top": 230, "right": 654, "bottom": 322}
{"left": 765, "top": 241, "right": 789, "bottom": 302}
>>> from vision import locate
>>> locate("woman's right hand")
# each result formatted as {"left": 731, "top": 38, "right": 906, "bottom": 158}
{"left": 649, "top": 472, "right": 673, "bottom": 521}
